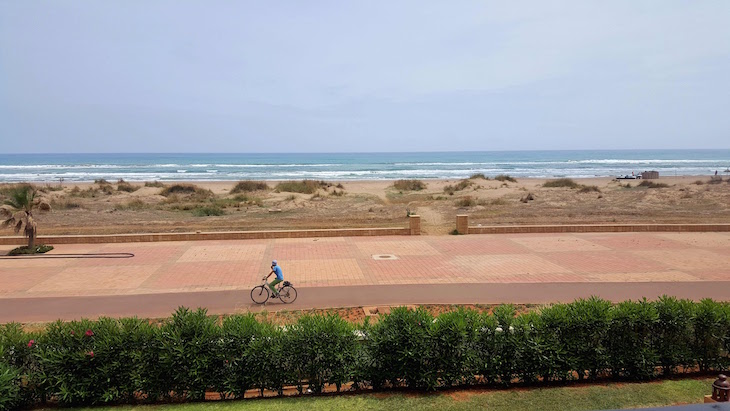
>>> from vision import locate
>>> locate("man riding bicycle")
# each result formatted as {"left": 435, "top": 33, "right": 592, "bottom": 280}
{"left": 264, "top": 260, "right": 284, "bottom": 298}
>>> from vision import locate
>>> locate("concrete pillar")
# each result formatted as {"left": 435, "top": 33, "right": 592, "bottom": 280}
{"left": 456, "top": 215, "right": 469, "bottom": 235}
{"left": 409, "top": 215, "right": 421, "bottom": 235}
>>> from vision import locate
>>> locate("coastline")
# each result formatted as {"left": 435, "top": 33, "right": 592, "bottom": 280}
{"left": 1, "top": 174, "right": 728, "bottom": 236}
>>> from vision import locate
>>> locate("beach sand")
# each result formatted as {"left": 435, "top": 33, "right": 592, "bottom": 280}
{"left": 2, "top": 176, "right": 729, "bottom": 236}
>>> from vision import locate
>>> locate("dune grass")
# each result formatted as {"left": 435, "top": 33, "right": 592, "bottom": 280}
{"left": 275, "top": 180, "right": 329, "bottom": 194}
{"left": 66, "top": 378, "right": 712, "bottom": 411}
{"left": 638, "top": 181, "right": 670, "bottom": 189}
{"left": 444, "top": 179, "right": 473, "bottom": 195}
{"left": 231, "top": 180, "right": 269, "bottom": 193}
{"left": 543, "top": 178, "right": 581, "bottom": 189}
{"left": 494, "top": 174, "right": 517, "bottom": 183}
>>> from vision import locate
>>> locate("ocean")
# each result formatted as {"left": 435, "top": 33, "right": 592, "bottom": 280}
{"left": 1, "top": 150, "right": 729, "bottom": 183}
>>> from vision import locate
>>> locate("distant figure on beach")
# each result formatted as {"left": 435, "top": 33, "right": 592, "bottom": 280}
{"left": 716, "top": 170, "right": 718, "bottom": 176}
{"left": 265, "top": 260, "right": 284, "bottom": 298}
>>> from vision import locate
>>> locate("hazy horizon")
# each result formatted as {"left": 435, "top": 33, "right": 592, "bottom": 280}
{"left": 2, "top": 1, "right": 729, "bottom": 153}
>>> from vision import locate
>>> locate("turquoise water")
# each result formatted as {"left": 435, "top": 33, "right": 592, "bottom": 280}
{"left": 1, "top": 150, "right": 729, "bottom": 182}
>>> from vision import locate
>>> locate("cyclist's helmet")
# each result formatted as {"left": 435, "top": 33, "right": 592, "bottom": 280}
{"left": 272, "top": 260, "right": 277, "bottom": 266}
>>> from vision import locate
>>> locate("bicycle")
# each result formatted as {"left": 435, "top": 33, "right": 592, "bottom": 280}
{"left": 250, "top": 277, "right": 297, "bottom": 304}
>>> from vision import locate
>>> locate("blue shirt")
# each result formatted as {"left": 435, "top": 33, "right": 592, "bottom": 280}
{"left": 272, "top": 265, "right": 283, "bottom": 280}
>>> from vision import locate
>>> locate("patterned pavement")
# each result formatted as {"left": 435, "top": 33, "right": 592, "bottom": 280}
{"left": 1, "top": 232, "right": 730, "bottom": 298}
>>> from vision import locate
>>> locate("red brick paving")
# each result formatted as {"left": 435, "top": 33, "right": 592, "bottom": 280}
{"left": 1, "top": 232, "right": 730, "bottom": 320}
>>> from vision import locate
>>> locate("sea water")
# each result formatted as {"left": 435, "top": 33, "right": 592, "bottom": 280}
{"left": 1, "top": 150, "right": 729, "bottom": 182}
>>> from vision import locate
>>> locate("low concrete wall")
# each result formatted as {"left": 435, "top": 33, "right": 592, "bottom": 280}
{"left": 0, "top": 227, "right": 412, "bottom": 245}
{"left": 468, "top": 224, "right": 730, "bottom": 234}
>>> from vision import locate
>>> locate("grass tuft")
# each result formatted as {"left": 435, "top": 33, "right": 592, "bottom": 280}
{"left": 144, "top": 181, "right": 166, "bottom": 188}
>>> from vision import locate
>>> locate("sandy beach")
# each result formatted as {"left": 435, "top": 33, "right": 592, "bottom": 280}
{"left": 1, "top": 175, "right": 728, "bottom": 236}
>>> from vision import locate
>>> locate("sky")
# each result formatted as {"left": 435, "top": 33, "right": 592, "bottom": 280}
{"left": 1, "top": 1, "right": 729, "bottom": 153}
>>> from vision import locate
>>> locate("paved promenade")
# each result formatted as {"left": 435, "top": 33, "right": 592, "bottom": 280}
{"left": 1, "top": 232, "right": 729, "bottom": 322}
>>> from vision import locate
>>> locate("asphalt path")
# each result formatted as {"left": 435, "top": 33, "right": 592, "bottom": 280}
{"left": 2, "top": 281, "right": 729, "bottom": 323}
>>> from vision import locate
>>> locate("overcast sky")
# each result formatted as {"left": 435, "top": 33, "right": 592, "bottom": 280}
{"left": 1, "top": 1, "right": 729, "bottom": 153}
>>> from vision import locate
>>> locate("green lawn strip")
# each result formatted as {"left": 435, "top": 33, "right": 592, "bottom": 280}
{"left": 57, "top": 378, "right": 711, "bottom": 411}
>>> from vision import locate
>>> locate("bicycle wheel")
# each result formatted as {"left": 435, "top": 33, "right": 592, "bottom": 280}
{"left": 250, "top": 285, "right": 269, "bottom": 304}
{"left": 278, "top": 285, "right": 297, "bottom": 304}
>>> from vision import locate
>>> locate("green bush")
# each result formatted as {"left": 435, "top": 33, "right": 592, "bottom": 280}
{"left": 431, "top": 309, "right": 481, "bottom": 387}
{"left": 286, "top": 314, "right": 356, "bottom": 393}
{"left": 606, "top": 300, "right": 659, "bottom": 380}
{"left": 220, "top": 314, "right": 266, "bottom": 399}
{"left": 693, "top": 299, "right": 730, "bottom": 371}
{"left": 6, "top": 298, "right": 730, "bottom": 407}
{"left": 8, "top": 244, "right": 53, "bottom": 255}
{"left": 564, "top": 297, "right": 611, "bottom": 379}
{"left": 231, "top": 180, "right": 269, "bottom": 193}
{"left": 392, "top": 179, "right": 427, "bottom": 191}
{"left": 655, "top": 296, "right": 695, "bottom": 375}
{"left": 0, "top": 362, "right": 21, "bottom": 411}
{"left": 157, "top": 308, "right": 223, "bottom": 401}
{"left": 367, "top": 307, "right": 435, "bottom": 390}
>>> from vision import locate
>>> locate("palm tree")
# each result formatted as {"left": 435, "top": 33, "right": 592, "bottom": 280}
{"left": 1, "top": 185, "right": 51, "bottom": 250}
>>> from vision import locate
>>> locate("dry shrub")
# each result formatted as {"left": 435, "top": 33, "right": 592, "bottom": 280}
{"left": 160, "top": 183, "right": 212, "bottom": 198}
{"left": 116, "top": 179, "right": 139, "bottom": 192}
{"left": 145, "top": 181, "right": 166, "bottom": 188}
{"left": 494, "top": 174, "right": 517, "bottom": 183}
{"left": 233, "top": 194, "right": 264, "bottom": 207}
{"left": 469, "top": 173, "right": 489, "bottom": 180}
{"left": 638, "top": 181, "right": 669, "bottom": 188}
{"left": 330, "top": 189, "right": 345, "bottom": 197}
{"left": 231, "top": 180, "right": 269, "bottom": 193}
{"left": 490, "top": 197, "right": 507, "bottom": 205}
{"left": 444, "top": 179, "right": 473, "bottom": 195}
{"left": 520, "top": 193, "right": 535, "bottom": 203}
{"left": 455, "top": 196, "right": 477, "bottom": 207}
{"left": 94, "top": 179, "right": 109, "bottom": 185}
{"left": 578, "top": 185, "right": 601, "bottom": 193}
{"left": 544, "top": 178, "right": 580, "bottom": 189}
{"left": 51, "top": 199, "right": 82, "bottom": 209}
{"left": 275, "top": 180, "right": 326, "bottom": 194}
{"left": 117, "top": 199, "right": 147, "bottom": 210}
{"left": 393, "top": 179, "right": 427, "bottom": 191}
{"left": 692, "top": 180, "right": 704, "bottom": 185}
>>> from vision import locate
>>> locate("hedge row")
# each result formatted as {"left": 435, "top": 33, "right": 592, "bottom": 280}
{"left": 2, "top": 297, "right": 730, "bottom": 409}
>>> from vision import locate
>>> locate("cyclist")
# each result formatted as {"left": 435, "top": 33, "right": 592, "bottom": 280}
{"left": 264, "top": 260, "right": 284, "bottom": 298}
